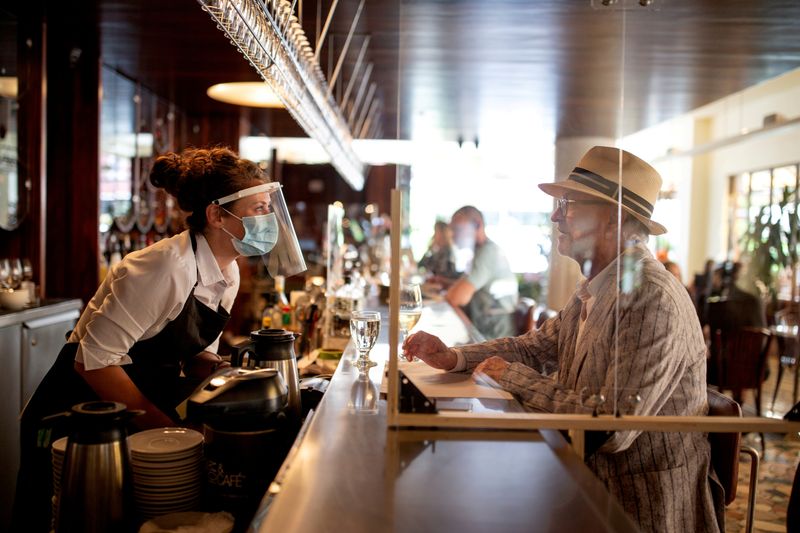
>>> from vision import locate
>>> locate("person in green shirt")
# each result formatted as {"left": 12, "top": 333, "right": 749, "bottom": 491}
{"left": 444, "top": 205, "right": 518, "bottom": 339}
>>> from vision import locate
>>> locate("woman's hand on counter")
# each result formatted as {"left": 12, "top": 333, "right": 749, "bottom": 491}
{"left": 183, "top": 351, "right": 230, "bottom": 381}
{"left": 402, "top": 331, "right": 457, "bottom": 370}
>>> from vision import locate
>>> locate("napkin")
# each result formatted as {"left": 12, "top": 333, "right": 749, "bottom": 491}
{"left": 138, "top": 511, "right": 234, "bottom": 533}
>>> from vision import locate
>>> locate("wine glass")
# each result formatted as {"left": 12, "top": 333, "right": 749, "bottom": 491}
{"left": 350, "top": 310, "right": 381, "bottom": 371}
{"left": 22, "top": 258, "right": 33, "bottom": 281}
{"left": 398, "top": 283, "right": 422, "bottom": 359}
{"left": 9, "top": 259, "right": 23, "bottom": 290}
{"left": 0, "top": 259, "right": 10, "bottom": 290}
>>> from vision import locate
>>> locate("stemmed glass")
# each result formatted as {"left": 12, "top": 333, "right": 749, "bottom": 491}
{"left": 22, "top": 258, "right": 33, "bottom": 282}
{"left": 0, "top": 259, "right": 10, "bottom": 290}
{"left": 398, "top": 283, "right": 423, "bottom": 359}
{"left": 9, "top": 259, "right": 23, "bottom": 290}
{"left": 350, "top": 310, "right": 381, "bottom": 371}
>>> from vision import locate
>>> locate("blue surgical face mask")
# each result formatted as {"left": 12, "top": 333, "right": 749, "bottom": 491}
{"left": 221, "top": 208, "right": 279, "bottom": 256}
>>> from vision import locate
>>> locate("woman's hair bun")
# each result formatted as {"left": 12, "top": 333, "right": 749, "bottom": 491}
{"left": 148, "top": 146, "right": 266, "bottom": 232}
{"left": 149, "top": 152, "right": 185, "bottom": 197}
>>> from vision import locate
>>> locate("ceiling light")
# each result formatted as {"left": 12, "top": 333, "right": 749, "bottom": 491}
{"left": 207, "top": 82, "right": 285, "bottom": 108}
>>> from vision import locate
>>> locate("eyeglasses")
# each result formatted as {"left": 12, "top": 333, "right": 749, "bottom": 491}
{"left": 555, "top": 198, "right": 610, "bottom": 218}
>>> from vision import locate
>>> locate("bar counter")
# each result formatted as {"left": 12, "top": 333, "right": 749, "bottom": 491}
{"left": 250, "top": 301, "right": 639, "bottom": 533}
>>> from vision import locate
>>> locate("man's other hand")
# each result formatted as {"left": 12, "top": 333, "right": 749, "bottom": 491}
{"left": 473, "top": 356, "right": 510, "bottom": 385}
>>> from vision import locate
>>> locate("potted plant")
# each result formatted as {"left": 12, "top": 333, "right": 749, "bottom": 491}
{"left": 740, "top": 186, "right": 800, "bottom": 307}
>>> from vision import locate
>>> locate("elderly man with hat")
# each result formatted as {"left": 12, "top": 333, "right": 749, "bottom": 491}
{"left": 404, "top": 146, "right": 721, "bottom": 533}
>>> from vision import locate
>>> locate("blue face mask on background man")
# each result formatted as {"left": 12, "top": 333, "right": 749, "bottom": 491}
{"left": 221, "top": 208, "right": 279, "bottom": 256}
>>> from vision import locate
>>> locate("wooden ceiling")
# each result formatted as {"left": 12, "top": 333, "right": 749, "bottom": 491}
{"left": 95, "top": 0, "right": 800, "bottom": 143}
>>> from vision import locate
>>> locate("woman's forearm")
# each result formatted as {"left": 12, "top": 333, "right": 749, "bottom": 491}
{"left": 74, "top": 362, "right": 175, "bottom": 429}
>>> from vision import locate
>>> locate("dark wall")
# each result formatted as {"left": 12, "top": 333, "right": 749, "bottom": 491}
{"left": 44, "top": 0, "right": 101, "bottom": 302}
{"left": 279, "top": 162, "right": 395, "bottom": 252}
{"left": 0, "top": 4, "right": 46, "bottom": 292}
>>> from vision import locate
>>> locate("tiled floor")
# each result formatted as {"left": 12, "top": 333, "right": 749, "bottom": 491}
{"left": 723, "top": 350, "right": 799, "bottom": 533}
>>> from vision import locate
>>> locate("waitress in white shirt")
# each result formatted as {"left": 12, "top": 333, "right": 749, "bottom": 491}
{"left": 14, "top": 146, "right": 305, "bottom": 531}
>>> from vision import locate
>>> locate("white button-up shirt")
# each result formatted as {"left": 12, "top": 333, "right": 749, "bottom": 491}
{"left": 70, "top": 231, "right": 239, "bottom": 370}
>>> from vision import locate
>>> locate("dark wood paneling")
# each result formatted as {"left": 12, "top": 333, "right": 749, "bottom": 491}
{"left": 0, "top": 4, "right": 47, "bottom": 292}
{"left": 185, "top": 111, "right": 247, "bottom": 152}
{"left": 93, "top": 0, "right": 800, "bottom": 146}
{"left": 277, "top": 163, "right": 394, "bottom": 253}
{"left": 44, "top": 0, "right": 101, "bottom": 303}
{"left": 364, "top": 164, "right": 395, "bottom": 215}
{"left": 396, "top": 0, "right": 800, "bottom": 141}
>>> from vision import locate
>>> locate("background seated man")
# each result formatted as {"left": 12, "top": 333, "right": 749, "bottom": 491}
{"left": 443, "top": 205, "right": 518, "bottom": 339}
{"left": 404, "top": 147, "right": 721, "bottom": 533}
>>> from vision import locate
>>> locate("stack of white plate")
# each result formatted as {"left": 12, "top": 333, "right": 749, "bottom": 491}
{"left": 128, "top": 427, "right": 204, "bottom": 519}
{"left": 51, "top": 436, "right": 69, "bottom": 524}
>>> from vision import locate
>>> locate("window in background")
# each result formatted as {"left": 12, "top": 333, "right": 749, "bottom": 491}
{"left": 730, "top": 165, "right": 800, "bottom": 256}
{"left": 730, "top": 163, "right": 800, "bottom": 299}
{"left": 727, "top": 171, "right": 750, "bottom": 258}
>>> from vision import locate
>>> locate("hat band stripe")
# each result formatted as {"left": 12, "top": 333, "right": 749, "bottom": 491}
{"left": 568, "top": 167, "right": 654, "bottom": 218}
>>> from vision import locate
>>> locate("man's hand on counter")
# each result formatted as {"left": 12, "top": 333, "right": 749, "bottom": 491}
{"left": 402, "top": 331, "right": 457, "bottom": 370}
{"left": 472, "top": 356, "right": 510, "bottom": 385}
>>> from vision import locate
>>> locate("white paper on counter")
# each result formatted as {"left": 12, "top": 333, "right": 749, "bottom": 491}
{"left": 394, "top": 361, "right": 513, "bottom": 400}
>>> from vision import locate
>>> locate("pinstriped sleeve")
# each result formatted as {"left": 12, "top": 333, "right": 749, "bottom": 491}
{"left": 500, "top": 284, "right": 699, "bottom": 453}
{"left": 596, "top": 287, "right": 702, "bottom": 452}
{"left": 457, "top": 311, "right": 561, "bottom": 375}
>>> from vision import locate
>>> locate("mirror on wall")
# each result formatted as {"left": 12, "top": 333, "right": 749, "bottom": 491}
{"left": 0, "top": 9, "right": 28, "bottom": 231}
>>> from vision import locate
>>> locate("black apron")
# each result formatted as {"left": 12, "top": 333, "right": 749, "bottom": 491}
{"left": 12, "top": 232, "right": 230, "bottom": 532}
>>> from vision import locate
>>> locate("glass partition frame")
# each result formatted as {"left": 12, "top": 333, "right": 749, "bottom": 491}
{"left": 385, "top": 0, "right": 800, "bottom": 449}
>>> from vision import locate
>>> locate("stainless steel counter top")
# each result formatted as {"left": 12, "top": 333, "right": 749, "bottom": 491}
{"left": 0, "top": 298, "right": 82, "bottom": 328}
{"left": 250, "top": 301, "right": 638, "bottom": 533}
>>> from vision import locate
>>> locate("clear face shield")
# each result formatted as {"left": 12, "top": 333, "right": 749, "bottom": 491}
{"left": 213, "top": 182, "right": 307, "bottom": 278}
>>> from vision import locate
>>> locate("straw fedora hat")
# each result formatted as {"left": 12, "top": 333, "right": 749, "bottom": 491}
{"left": 538, "top": 146, "right": 667, "bottom": 235}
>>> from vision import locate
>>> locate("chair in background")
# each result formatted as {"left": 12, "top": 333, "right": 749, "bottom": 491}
{"left": 707, "top": 388, "right": 760, "bottom": 533}
{"left": 709, "top": 327, "right": 771, "bottom": 417}
{"left": 513, "top": 297, "right": 537, "bottom": 335}
{"left": 533, "top": 307, "right": 558, "bottom": 330}
{"left": 709, "top": 326, "right": 771, "bottom": 454}
{"left": 771, "top": 307, "right": 800, "bottom": 410}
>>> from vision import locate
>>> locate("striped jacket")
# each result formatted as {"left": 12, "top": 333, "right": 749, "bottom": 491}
{"left": 457, "top": 244, "right": 721, "bottom": 533}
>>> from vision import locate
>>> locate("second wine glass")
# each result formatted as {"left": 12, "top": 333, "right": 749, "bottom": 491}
{"left": 398, "top": 283, "right": 422, "bottom": 359}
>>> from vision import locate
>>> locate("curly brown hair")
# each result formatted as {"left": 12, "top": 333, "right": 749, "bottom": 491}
{"left": 149, "top": 146, "right": 267, "bottom": 232}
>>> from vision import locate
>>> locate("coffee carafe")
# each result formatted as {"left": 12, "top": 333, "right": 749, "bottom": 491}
{"left": 231, "top": 328, "right": 301, "bottom": 422}
{"left": 54, "top": 401, "right": 140, "bottom": 533}
{"left": 187, "top": 367, "right": 290, "bottom": 528}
